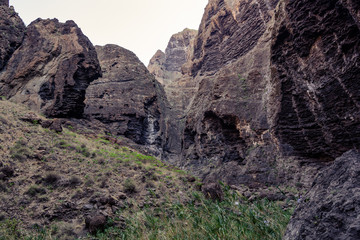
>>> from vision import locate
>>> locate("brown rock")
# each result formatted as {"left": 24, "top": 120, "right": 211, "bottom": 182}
{"left": 0, "top": 18, "right": 101, "bottom": 118}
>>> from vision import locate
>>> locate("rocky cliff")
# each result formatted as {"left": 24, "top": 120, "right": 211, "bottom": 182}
{"left": 0, "top": 2, "right": 25, "bottom": 70}
{"left": 181, "top": 0, "right": 283, "bottom": 187}
{"left": 85, "top": 44, "right": 168, "bottom": 151}
{"left": 150, "top": 0, "right": 360, "bottom": 189}
{"left": 270, "top": 0, "right": 360, "bottom": 160}
{"left": 0, "top": 18, "right": 101, "bottom": 118}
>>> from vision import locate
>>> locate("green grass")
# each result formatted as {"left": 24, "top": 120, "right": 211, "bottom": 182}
{"left": 95, "top": 187, "right": 292, "bottom": 240}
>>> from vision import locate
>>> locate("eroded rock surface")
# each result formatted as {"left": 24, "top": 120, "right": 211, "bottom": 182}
{"left": 284, "top": 150, "right": 360, "bottom": 240}
{"left": 0, "top": 18, "right": 101, "bottom": 118}
{"left": 0, "top": 3, "right": 25, "bottom": 70}
{"left": 270, "top": 0, "right": 360, "bottom": 160}
{"left": 85, "top": 44, "right": 168, "bottom": 149}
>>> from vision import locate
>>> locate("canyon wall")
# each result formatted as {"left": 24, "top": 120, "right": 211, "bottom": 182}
{"left": 150, "top": 0, "right": 360, "bottom": 188}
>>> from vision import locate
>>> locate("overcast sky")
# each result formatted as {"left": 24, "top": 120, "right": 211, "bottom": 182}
{"left": 10, "top": 0, "right": 208, "bottom": 65}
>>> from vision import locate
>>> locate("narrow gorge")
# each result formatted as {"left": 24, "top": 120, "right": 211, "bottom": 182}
{"left": 0, "top": 0, "right": 359, "bottom": 239}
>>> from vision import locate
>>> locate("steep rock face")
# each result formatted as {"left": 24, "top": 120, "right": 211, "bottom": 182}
{"left": 85, "top": 44, "right": 168, "bottom": 149}
{"left": 148, "top": 29, "right": 198, "bottom": 161}
{"left": 270, "top": 0, "right": 360, "bottom": 160}
{"left": 181, "top": 0, "right": 282, "bottom": 186}
{"left": 148, "top": 28, "right": 197, "bottom": 85}
{"left": 0, "top": 18, "right": 101, "bottom": 118}
{"left": 0, "top": 3, "right": 25, "bottom": 70}
{"left": 148, "top": 29, "right": 198, "bottom": 113}
{"left": 284, "top": 150, "right": 360, "bottom": 240}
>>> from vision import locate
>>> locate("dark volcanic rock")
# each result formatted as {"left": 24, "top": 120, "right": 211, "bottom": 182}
{"left": 0, "top": 3, "right": 25, "bottom": 70}
{"left": 284, "top": 150, "right": 360, "bottom": 240}
{"left": 85, "top": 44, "right": 168, "bottom": 148}
{"left": 270, "top": 0, "right": 360, "bottom": 160}
{"left": 0, "top": 18, "right": 101, "bottom": 118}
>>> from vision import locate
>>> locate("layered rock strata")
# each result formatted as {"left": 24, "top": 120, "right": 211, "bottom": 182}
{"left": 0, "top": 18, "right": 101, "bottom": 118}
{"left": 85, "top": 44, "right": 168, "bottom": 150}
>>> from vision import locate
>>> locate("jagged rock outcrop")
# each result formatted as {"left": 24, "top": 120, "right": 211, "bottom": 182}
{"left": 0, "top": 18, "right": 101, "bottom": 118}
{"left": 0, "top": 2, "right": 25, "bottom": 70}
{"left": 284, "top": 150, "right": 360, "bottom": 240}
{"left": 270, "top": 0, "right": 360, "bottom": 160}
{"left": 85, "top": 44, "right": 168, "bottom": 150}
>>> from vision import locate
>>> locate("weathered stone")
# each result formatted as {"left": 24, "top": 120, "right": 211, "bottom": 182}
{"left": 85, "top": 44, "right": 167, "bottom": 150}
{"left": 284, "top": 150, "right": 360, "bottom": 240}
{"left": 0, "top": 18, "right": 101, "bottom": 118}
{"left": 0, "top": 4, "right": 25, "bottom": 70}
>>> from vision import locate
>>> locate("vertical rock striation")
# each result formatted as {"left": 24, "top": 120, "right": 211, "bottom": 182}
{"left": 85, "top": 44, "right": 168, "bottom": 151}
{"left": 270, "top": 0, "right": 360, "bottom": 160}
{"left": 0, "top": 18, "right": 101, "bottom": 118}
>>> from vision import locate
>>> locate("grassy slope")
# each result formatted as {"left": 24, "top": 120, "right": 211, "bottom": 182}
{"left": 0, "top": 99, "right": 294, "bottom": 239}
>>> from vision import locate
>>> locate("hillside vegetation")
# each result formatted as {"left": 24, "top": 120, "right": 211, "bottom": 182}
{"left": 0, "top": 99, "right": 294, "bottom": 239}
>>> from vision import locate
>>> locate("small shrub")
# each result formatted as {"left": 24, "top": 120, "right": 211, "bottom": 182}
{"left": 43, "top": 173, "right": 60, "bottom": 186}
{"left": 123, "top": 179, "right": 136, "bottom": 193}
{"left": 69, "top": 176, "right": 82, "bottom": 187}
{"left": 25, "top": 185, "right": 46, "bottom": 197}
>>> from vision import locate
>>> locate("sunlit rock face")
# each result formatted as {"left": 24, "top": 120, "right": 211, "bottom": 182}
{"left": 85, "top": 44, "right": 168, "bottom": 150}
{"left": 0, "top": 18, "right": 101, "bottom": 118}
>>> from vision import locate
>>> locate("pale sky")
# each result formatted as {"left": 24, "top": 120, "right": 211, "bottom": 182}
{"left": 9, "top": 0, "right": 208, "bottom": 65}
